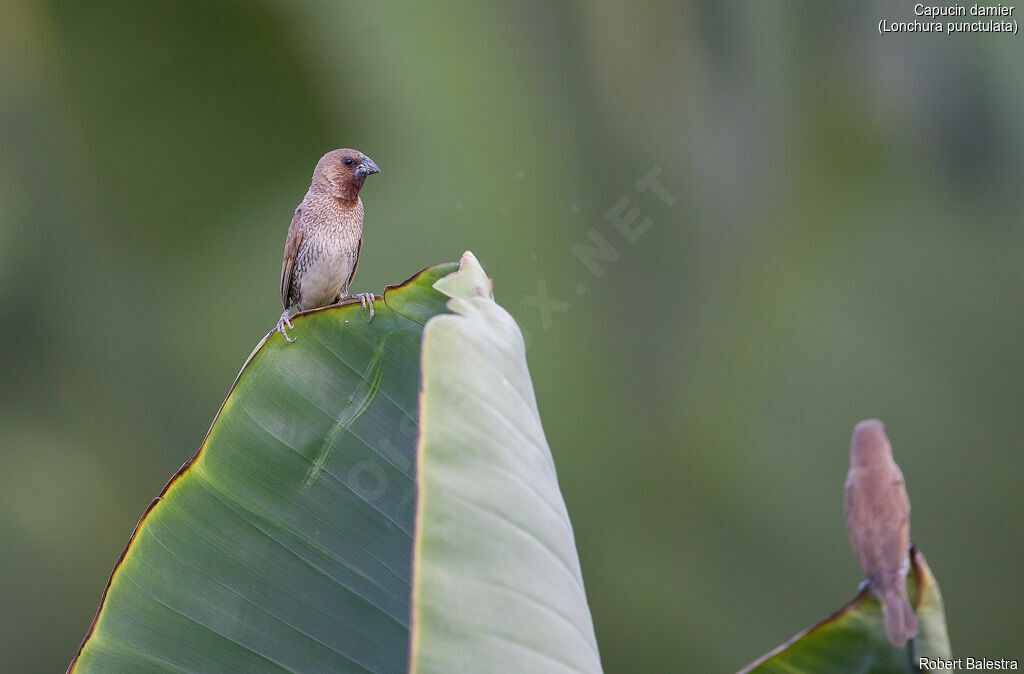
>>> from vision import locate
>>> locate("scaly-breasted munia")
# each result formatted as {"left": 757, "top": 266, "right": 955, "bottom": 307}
{"left": 276, "top": 148, "right": 380, "bottom": 342}
{"left": 844, "top": 419, "right": 918, "bottom": 647}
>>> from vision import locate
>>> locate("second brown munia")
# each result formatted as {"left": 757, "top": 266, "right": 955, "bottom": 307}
{"left": 844, "top": 419, "right": 919, "bottom": 647}
{"left": 276, "top": 148, "right": 381, "bottom": 343}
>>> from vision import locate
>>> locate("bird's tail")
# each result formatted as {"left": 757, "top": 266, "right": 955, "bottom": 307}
{"left": 882, "top": 590, "right": 919, "bottom": 647}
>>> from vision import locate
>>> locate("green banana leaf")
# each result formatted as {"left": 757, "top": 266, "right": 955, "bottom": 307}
{"left": 70, "top": 253, "right": 602, "bottom": 673}
{"left": 410, "top": 255, "right": 602, "bottom": 673}
{"left": 739, "top": 546, "right": 951, "bottom": 674}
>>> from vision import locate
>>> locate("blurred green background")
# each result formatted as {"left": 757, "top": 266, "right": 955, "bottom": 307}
{"left": 2, "top": 2, "right": 1021, "bottom": 671}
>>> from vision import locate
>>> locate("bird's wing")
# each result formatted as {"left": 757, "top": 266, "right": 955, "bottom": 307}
{"left": 845, "top": 471, "right": 880, "bottom": 576}
{"left": 879, "top": 470, "right": 911, "bottom": 574}
{"left": 844, "top": 475, "right": 866, "bottom": 563}
{"left": 845, "top": 467, "right": 911, "bottom": 582}
{"left": 280, "top": 206, "right": 303, "bottom": 309}
{"left": 343, "top": 233, "right": 362, "bottom": 296}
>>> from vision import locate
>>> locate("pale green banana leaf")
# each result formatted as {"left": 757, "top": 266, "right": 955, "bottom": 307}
{"left": 410, "top": 252, "right": 602, "bottom": 673}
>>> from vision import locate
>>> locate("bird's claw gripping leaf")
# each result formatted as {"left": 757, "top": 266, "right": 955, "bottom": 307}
{"left": 356, "top": 292, "right": 375, "bottom": 322}
{"left": 276, "top": 309, "right": 296, "bottom": 343}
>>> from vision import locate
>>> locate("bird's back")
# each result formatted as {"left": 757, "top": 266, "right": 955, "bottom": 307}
{"left": 844, "top": 462, "right": 910, "bottom": 584}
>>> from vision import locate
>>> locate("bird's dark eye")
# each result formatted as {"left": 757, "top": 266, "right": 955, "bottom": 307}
{"left": 342, "top": 157, "right": 354, "bottom": 166}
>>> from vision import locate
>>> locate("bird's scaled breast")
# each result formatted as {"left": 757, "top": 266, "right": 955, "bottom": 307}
{"left": 295, "top": 236, "right": 356, "bottom": 308}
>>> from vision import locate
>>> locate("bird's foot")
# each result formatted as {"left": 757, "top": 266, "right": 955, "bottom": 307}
{"left": 356, "top": 292, "right": 375, "bottom": 322}
{"left": 276, "top": 309, "right": 296, "bottom": 343}
{"left": 339, "top": 293, "right": 376, "bottom": 322}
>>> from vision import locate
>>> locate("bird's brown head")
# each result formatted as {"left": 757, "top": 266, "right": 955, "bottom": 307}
{"left": 850, "top": 419, "right": 894, "bottom": 467}
{"left": 311, "top": 148, "right": 381, "bottom": 204}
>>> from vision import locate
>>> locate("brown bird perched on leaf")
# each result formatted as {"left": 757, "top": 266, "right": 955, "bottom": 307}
{"left": 844, "top": 419, "right": 918, "bottom": 647}
{"left": 276, "top": 148, "right": 381, "bottom": 342}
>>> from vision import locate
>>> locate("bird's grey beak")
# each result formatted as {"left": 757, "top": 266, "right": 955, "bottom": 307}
{"left": 355, "top": 156, "right": 380, "bottom": 178}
